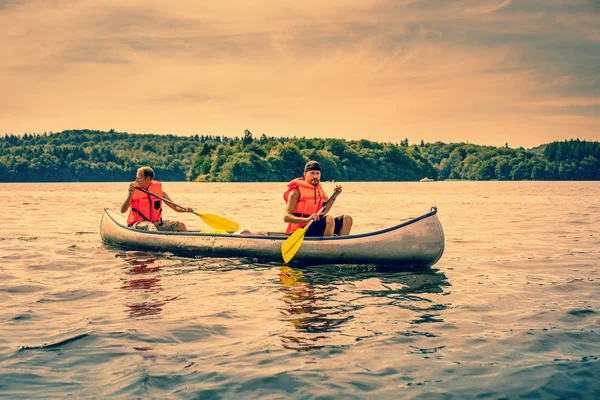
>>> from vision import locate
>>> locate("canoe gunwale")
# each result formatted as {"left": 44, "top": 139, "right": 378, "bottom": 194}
{"left": 101, "top": 208, "right": 439, "bottom": 242}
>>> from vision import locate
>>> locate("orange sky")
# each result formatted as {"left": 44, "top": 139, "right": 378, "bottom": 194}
{"left": 1, "top": 0, "right": 599, "bottom": 148}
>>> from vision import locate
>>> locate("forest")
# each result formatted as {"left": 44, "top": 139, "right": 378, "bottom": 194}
{"left": 1, "top": 129, "right": 598, "bottom": 182}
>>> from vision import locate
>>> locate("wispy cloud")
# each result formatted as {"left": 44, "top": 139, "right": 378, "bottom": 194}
{"left": 153, "top": 93, "right": 225, "bottom": 104}
{"left": 0, "top": 0, "right": 30, "bottom": 9}
{"left": 466, "top": 0, "right": 513, "bottom": 14}
{"left": 526, "top": 97, "right": 600, "bottom": 108}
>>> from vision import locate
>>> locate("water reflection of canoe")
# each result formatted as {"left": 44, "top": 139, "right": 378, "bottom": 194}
{"left": 277, "top": 264, "right": 450, "bottom": 351}
{"left": 100, "top": 207, "right": 445, "bottom": 266}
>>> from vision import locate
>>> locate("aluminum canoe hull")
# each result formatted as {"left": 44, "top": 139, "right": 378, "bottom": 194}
{"left": 100, "top": 208, "right": 445, "bottom": 266}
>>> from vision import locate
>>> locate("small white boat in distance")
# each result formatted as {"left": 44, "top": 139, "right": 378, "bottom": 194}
{"left": 420, "top": 177, "right": 435, "bottom": 182}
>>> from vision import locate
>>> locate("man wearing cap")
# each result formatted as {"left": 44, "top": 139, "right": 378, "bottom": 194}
{"left": 283, "top": 160, "right": 353, "bottom": 237}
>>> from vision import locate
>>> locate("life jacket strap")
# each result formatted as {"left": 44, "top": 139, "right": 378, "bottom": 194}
{"left": 293, "top": 212, "right": 312, "bottom": 218}
{"left": 131, "top": 207, "right": 150, "bottom": 222}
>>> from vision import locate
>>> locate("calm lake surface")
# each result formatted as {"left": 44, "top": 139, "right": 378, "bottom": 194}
{"left": 1, "top": 181, "right": 598, "bottom": 399}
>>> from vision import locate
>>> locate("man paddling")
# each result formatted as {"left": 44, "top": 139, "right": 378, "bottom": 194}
{"left": 121, "top": 166, "right": 193, "bottom": 232}
{"left": 283, "top": 160, "right": 353, "bottom": 237}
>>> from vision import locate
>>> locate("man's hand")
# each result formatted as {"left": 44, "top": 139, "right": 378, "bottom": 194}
{"left": 307, "top": 212, "right": 320, "bottom": 222}
{"left": 122, "top": 183, "right": 136, "bottom": 213}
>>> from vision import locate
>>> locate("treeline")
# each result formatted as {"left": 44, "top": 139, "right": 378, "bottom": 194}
{"left": 419, "top": 140, "right": 600, "bottom": 180}
{"left": 188, "top": 130, "right": 437, "bottom": 182}
{"left": 0, "top": 129, "right": 215, "bottom": 182}
{"left": 1, "top": 129, "right": 598, "bottom": 182}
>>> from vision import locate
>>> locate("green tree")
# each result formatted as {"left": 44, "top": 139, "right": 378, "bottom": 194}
{"left": 219, "top": 153, "right": 274, "bottom": 182}
{"left": 266, "top": 143, "right": 307, "bottom": 181}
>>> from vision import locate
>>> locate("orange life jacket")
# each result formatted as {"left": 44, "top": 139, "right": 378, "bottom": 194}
{"left": 283, "top": 177, "right": 328, "bottom": 234}
{"left": 127, "top": 181, "right": 163, "bottom": 225}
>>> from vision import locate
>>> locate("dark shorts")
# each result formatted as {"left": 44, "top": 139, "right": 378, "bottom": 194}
{"left": 304, "top": 215, "right": 345, "bottom": 237}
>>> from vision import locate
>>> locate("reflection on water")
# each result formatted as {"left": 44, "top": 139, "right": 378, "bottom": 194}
{"left": 117, "top": 251, "right": 178, "bottom": 319}
{"left": 278, "top": 264, "right": 451, "bottom": 351}
{"left": 278, "top": 266, "right": 351, "bottom": 351}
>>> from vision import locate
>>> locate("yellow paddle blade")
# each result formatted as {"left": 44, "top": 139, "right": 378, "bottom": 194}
{"left": 281, "top": 226, "right": 307, "bottom": 263}
{"left": 194, "top": 212, "right": 239, "bottom": 233}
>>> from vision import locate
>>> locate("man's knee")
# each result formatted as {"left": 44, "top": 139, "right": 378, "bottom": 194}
{"left": 339, "top": 214, "right": 353, "bottom": 236}
{"left": 325, "top": 215, "right": 334, "bottom": 227}
{"left": 178, "top": 222, "right": 187, "bottom": 232}
{"left": 343, "top": 215, "right": 353, "bottom": 227}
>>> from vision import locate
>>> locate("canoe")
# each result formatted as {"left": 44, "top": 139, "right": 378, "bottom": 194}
{"left": 100, "top": 208, "right": 445, "bottom": 266}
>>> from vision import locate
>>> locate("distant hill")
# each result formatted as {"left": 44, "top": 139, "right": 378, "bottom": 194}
{"left": 1, "top": 130, "right": 598, "bottom": 182}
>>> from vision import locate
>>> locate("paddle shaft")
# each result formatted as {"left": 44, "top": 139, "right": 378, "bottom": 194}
{"left": 281, "top": 188, "right": 341, "bottom": 263}
{"left": 133, "top": 186, "right": 240, "bottom": 232}
{"left": 134, "top": 186, "right": 188, "bottom": 212}
{"left": 293, "top": 189, "right": 340, "bottom": 232}
{"left": 308, "top": 188, "right": 340, "bottom": 225}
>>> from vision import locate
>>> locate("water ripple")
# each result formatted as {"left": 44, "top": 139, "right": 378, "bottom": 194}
{"left": 18, "top": 332, "right": 92, "bottom": 352}
{"left": 1, "top": 181, "right": 599, "bottom": 398}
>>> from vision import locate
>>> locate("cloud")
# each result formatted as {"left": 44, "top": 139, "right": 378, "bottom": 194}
{"left": 0, "top": 0, "right": 599, "bottom": 146}
{"left": 152, "top": 93, "right": 225, "bottom": 104}
{"left": 0, "top": 0, "right": 29, "bottom": 9}
{"left": 527, "top": 97, "right": 600, "bottom": 107}
{"left": 466, "top": 0, "right": 513, "bottom": 14}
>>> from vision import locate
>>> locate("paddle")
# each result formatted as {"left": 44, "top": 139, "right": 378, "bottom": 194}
{"left": 134, "top": 186, "right": 239, "bottom": 233}
{"left": 281, "top": 188, "right": 341, "bottom": 263}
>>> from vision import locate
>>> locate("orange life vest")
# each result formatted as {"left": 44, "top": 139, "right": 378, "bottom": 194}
{"left": 127, "top": 181, "right": 163, "bottom": 225}
{"left": 283, "top": 177, "right": 328, "bottom": 234}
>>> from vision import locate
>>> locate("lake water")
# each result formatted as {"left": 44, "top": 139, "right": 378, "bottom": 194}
{"left": 1, "top": 181, "right": 598, "bottom": 399}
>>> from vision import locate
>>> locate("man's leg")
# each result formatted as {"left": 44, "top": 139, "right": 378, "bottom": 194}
{"left": 304, "top": 217, "right": 326, "bottom": 237}
{"left": 338, "top": 215, "right": 353, "bottom": 236}
{"left": 132, "top": 221, "right": 158, "bottom": 231}
{"left": 155, "top": 220, "right": 184, "bottom": 232}
{"left": 323, "top": 215, "right": 335, "bottom": 236}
